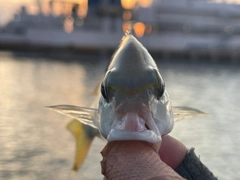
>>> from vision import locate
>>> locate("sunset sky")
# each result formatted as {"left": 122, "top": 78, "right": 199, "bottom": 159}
{"left": 0, "top": 0, "right": 151, "bottom": 26}
{"left": 0, "top": 0, "right": 240, "bottom": 26}
{"left": 0, "top": 0, "right": 88, "bottom": 25}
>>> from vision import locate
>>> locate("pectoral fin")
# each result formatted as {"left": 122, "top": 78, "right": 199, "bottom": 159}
{"left": 172, "top": 106, "right": 208, "bottom": 121}
{"left": 47, "top": 105, "right": 99, "bottom": 129}
{"left": 67, "top": 119, "right": 99, "bottom": 171}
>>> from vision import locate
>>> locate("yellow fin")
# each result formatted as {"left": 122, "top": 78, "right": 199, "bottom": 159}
{"left": 67, "top": 119, "right": 98, "bottom": 171}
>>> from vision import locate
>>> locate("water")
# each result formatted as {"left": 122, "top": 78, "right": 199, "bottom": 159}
{"left": 0, "top": 50, "right": 239, "bottom": 180}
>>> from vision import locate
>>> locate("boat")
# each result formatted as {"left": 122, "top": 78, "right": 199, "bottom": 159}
{"left": 0, "top": 0, "right": 240, "bottom": 61}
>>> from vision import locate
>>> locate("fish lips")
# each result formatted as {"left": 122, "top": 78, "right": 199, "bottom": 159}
{"left": 107, "top": 111, "right": 162, "bottom": 152}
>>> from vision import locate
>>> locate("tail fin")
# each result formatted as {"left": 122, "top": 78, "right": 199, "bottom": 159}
{"left": 67, "top": 119, "right": 99, "bottom": 171}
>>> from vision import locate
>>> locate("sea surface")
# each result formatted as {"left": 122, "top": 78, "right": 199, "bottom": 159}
{"left": 0, "top": 50, "right": 240, "bottom": 180}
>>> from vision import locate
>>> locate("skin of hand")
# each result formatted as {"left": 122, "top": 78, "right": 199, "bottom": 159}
{"left": 101, "top": 140, "right": 186, "bottom": 180}
{"left": 101, "top": 136, "right": 188, "bottom": 179}
{"left": 159, "top": 135, "right": 188, "bottom": 169}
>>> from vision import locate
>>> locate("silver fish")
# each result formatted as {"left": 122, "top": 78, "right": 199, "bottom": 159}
{"left": 48, "top": 33, "right": 206, "bottom": 152}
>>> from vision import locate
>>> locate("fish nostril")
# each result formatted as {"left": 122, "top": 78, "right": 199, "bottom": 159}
{"left": 145, "top": 124, "right": 150, "bottom": 130}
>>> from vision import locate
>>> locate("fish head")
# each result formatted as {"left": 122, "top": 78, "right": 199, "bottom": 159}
{"left": 98, "top": 35, "right": 174, "bottom": 152}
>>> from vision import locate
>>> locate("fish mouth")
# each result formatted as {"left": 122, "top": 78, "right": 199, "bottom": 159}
{"left": 107, "top": 112, "right": 161, "bottom": 152}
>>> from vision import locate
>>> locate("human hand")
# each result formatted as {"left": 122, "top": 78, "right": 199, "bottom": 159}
{"left": 159, "top": 135, "right": 188, "bottom": 169}
{"left": 101, "top": 140, "right": 186, "bottom": 180}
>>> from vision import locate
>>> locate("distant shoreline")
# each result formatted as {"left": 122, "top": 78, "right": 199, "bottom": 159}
{"left": 1, "top": 45, "right": 239, "bottom": 65}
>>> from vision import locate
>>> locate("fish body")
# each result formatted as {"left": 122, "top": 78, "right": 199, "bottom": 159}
{"left": 98, "top": 35, "right": 173, "bottom": 150}
{"left": 48, "top": 33, "right": 207, "bottom": 170}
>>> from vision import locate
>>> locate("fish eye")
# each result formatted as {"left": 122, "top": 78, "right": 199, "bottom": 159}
{"left": 155, "top": 83, "right": 165, "bottom": 100}
{"left": 101, "top": 84, "right": 109, "bottom": 102}
{"left": 153, "top": 69, "right": 165, "bottom": 100}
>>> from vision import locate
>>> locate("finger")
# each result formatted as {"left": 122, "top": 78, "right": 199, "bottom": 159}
{"left": 101, "top": 141, "right": 185, "bottom": 180}
{"left": 159, "top": 135, "right": 187, "bottom": 169}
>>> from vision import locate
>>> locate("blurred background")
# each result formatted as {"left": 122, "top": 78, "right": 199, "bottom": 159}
{"left": 1, "top": 0, "right": 240, "bottom": 179}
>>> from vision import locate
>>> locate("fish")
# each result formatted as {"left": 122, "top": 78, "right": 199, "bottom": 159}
{"left": 66, "top": 119, "right": 100, "bottom": 171}
{"left": 48, "top": 33, "right": 206, "bottom": 170}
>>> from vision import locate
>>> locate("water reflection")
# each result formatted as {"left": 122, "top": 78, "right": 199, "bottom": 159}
{"left": 0, "top": 51, "right": 107, "bottom": 179}
{"left": 0, "top": 51, "right": 240, "bottom": 179}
